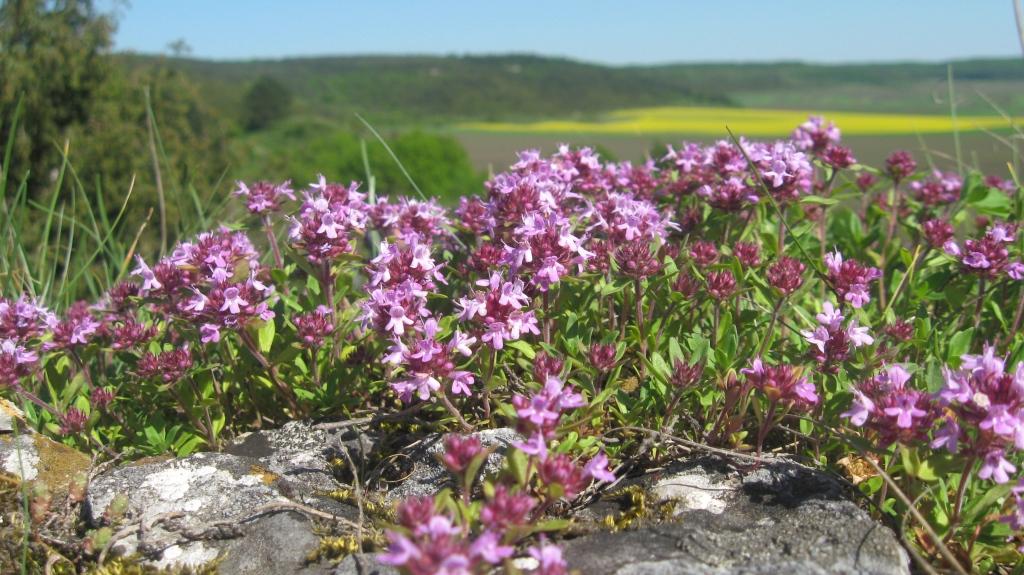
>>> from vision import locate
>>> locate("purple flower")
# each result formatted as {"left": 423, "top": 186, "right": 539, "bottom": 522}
{"left": 512, "top": 375, "right": 584, "bottom": 442}
{"left": 883, "top": 395, "right": 928, "bottom": 429}
{"left": 59, "top": 407, "right": 88, "bottom": 435}
{"left": 979, "top": 450, "right": 1017, "bottom": 484}
{"left": 885, "top": 150, "right": 917, "bottom": 182}
{"left": 824, "top": 249, "right": 880, "bottom": 309}
{"left": 480, "top": 485, "right": 536, "bottom": 530}
{"left": 742, "top": 358, "right": 817, "bottom": 411}
{"left": 843, "top": 365, "right": 937, "bottom": 447}
{"left": 441, "top": 434, "right": 483, "bottom": 474}
{"left": 527, "top": 540, "right": 568, "bottom": 575}
{"left": 234, "top": 180, "right": 295, "bottom": 214}
{"left": 910, "top": 170, "right": 962, "bottom": 206}
{"left": 584, "top": 452, "right": 616, "bottom": 483}
{"left": 766, "top": 256, "right": 806, "bottom": 295}
{"left": 1002, "top": 478, "right": 1024, "bottom": 530}
{"left": 791, "top": 115, "right": 841, "bottom": 153}
{"left": 131, "top": 256, "right": 162, "bottom": 294}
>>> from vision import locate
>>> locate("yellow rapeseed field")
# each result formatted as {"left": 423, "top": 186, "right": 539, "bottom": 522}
{"left": 459, "top": 106, "right": 1012, "bottom": 136}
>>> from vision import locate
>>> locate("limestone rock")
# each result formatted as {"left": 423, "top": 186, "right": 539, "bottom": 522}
{"left": 330, "top": 553, "right": 399, "bottom": 575}
{"left": 0, "top": 429, "right": 90, "bottom": 493}
{"left": 564, "top": 455, "right": 910, "bottom": 575}
{"left": 383, "top": 427, "right": 521, "bottom": 501}
{"left": 86, "top": 451, "right": 293, "bottom": 566}
{"left": 215, "top": 511, "right": 322, "bottom": 575}
{"left": 226, "top": 420, "right": 339, "bottom": 493}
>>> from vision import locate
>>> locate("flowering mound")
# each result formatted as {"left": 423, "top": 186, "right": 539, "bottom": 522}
{"left": 3, "top": 115, "right": 1024, "bottom": 572}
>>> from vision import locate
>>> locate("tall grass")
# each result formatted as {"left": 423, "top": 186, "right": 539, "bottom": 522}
{"left": 0, "top": 91, "right": 230, "bottom": 309}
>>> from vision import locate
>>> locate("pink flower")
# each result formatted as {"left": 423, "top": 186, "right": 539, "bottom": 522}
{"left": 979, "top": 450, "right": 1017, "bottom": 484}
{"left": 220, "top": 286, "right": 248, "bottom": 314}
{"left": 584, "top": 452, "right": 616, "bottom": 483}
{"left": 131, "top": 256, "right": 162, "bottom": 294}
{"left": 528, "top": 540, "right": 568, "bottom": 575}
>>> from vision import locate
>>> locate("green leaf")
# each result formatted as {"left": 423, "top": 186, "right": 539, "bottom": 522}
{"left": 529, "top": 518, "right": 572, "bottom": 534}
{"left": 965, "top": 183, "right": 1013, "bottom": 218}
{"left": 800, "top": 195, "right": 839, "bottom": 206}
{"left": 962, "top": 482, "right": 1013, "bottom": 524}
{"left": 947, "top": 328, "right": 974, "bottom": 364}
{"left": 258, "top": 319, "right": 276, "bottom": 354}
{"left": 507, "top": 339, "right": 535, "bottom": 360}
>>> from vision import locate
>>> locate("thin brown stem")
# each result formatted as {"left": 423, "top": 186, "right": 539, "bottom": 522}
{"left": 756, "top": 298, "right": 785, "bottom": 357}
{"left": 879, "top": 184, "right": 899, "bottom": 309}
{"left": 973, "top": 278, "right": 987, "bottom": 331}
{"left": 438, "top": 393, "right": 473, "bottom": 432}
{"left": 634, "top": 278, "right": 646, "bottom": 357}
{"left": 263, "top": 215, "right": 283, "bottom": 269}
{"left": 947, "top": 455, "right": 978, "bottom": 538}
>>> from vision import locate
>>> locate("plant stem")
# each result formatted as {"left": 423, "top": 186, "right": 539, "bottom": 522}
{"left": 711, "top": 301, "right": 720, "bottom": 349}
{"left": 239, "top": 330, "right": 302, "bottom": 416}
{"left": 973, "top": 278, "right": 986, "bottom": 331}
{"left": 756, "top": 298, "right": 785, "bottom": 358}
{"left": 542, "top": 290, "right": 551, "bottom": 345}
{"left": 634, "top": 277, "right": 646, "bottom": 357}
{"left": 755, "top": 402, "right": 777, "bottom": 459}
{"left": 12, "top": 385, "right": 61, "bottom": 418}
{"left": 1009, "top": 286, "right": 1024, "bottom": 343}
{"left": 482, "top": 348, "right": 496, "bottom": 421}
{"left": 947, "top": 455, "right": 977, "bottom": 538}
{"left": 263, "top": 215, "right": 283, "bottom": 269}
{"left": 777, "top": 215, "right": 786, "bottom": 255}
{"left": 879, "top": 184, "right": 899, "bottom": 309}
{"left": 186, "top": 376, "right": 219, "bottom": 450}
{"left": 438, "top": 392, "right": 472, "bottom": 432}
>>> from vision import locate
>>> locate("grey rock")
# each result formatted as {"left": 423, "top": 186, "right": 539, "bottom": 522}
{"left": 216, "top": 511, "right": 321, "bottom": 575}
{"left": 0, "top": 434, "right": 38, "bottom": 480}
{"left": 226, "top": 420, "right": 337, "bottom": 493}
{"left": 85, "top": 426, "right": 365, "bottom": 573}
{"left": 330, "top": 553, "right": 400, "bottom": 575}
{"left": 85, "top": 451, "right": 288, "bottom": 567}
{"left": 0, "top": 428, "right": 90, "bottom": 492}
{"left": 564, "top": 456, "right": 909, "bottom": 575}
{"left": 384, "top": 427, "right": 522, "bottom": 501}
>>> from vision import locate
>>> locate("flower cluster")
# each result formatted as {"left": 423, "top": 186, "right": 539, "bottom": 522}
{"left": 380, "top": 497, "right": 514, "bottom": 575}
{"left": 742, "top": 358, "right": 818, "bottom": 411}
{"left": 910, "top": 170, "right": 962, "bottom": 207}
{"left": 934, "top": 346, "right": 1024, "bottom": 484}
{"left": 288, "top": 176, "right": 368, "bottom": 262}
{"left": 457, "top": 273, "right": 540, "bottom": 350}
{"left": 233, "top": 180, "right": 295, "bottom": 215}
{"left": 824, "top": 250, "right": 881, "bottom": 308}
{"left": 766, "top": 256, "right": 806, "bottom": 295}
{"left": 504, "top": 212, "right": 592, "bottom": 291}
{"left": 385, "top": 318, "right": 476, "bottom": 402}
{"left": 360, "top": 238, "right": 445, "bottom": 338}
{"left": 136, "top": 346, "right": 193, "bottom": 383}
{"left": 371, "top": 196, "right": 451, "bottom": 243}
{"left": 842, "top": 364, "right": 938, "bottom": 447}
{"left": 801, "top": 302, "right": 873, "bottom": 372}
{"left": 747, "top": 140, "right": 813, "bottom": 202}
{"left": 132, "top": 228, "right": 277, "bottom": 345}
{"left": 943, "top": 222, "right": 1024, "bottom": 280}
{"left": 791, "top": 115, "right": 841, "bottom": 153}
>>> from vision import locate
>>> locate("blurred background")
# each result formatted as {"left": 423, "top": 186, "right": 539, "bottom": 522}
{"left": 2, "top": 0, "right": 1023, "bottom": 254}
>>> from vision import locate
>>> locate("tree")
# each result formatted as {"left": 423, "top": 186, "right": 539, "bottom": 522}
{"left": 241, "top": 75, "right": 292, "bottom": 131}
{"left": 0, "top": 0, "right": 114, "bottom": 195}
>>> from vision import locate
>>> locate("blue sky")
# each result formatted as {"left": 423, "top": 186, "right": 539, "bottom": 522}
{"left": 105, "top": 1, "right": 1022, "bottom": 64}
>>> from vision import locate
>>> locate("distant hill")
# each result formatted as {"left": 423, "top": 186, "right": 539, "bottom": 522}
{"left": 115, "top": 53, "right": 1024, "bottom": 127}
